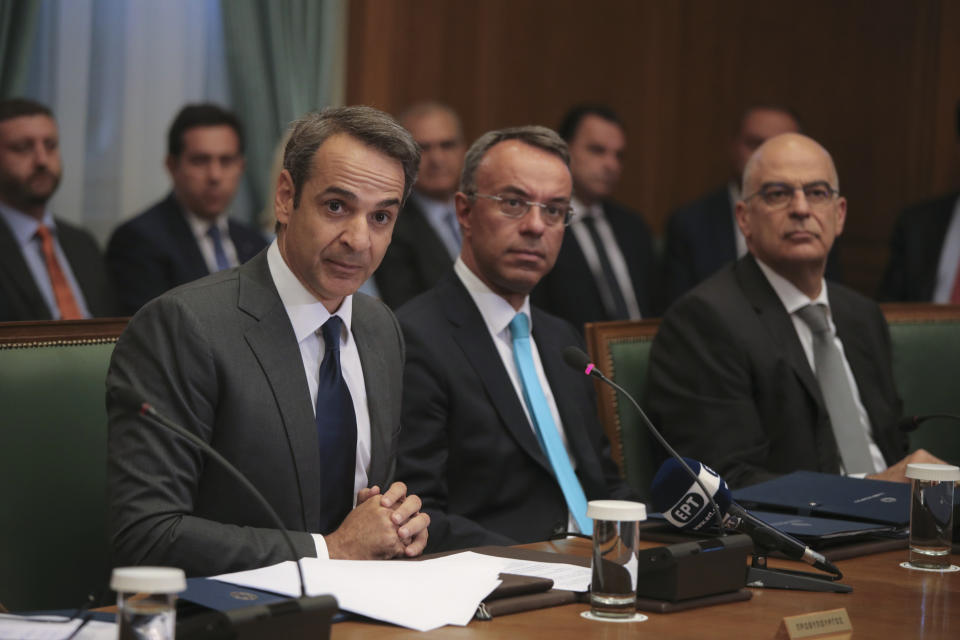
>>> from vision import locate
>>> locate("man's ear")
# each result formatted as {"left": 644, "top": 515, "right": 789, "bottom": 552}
{"left": 454, "top": 191, "right": 471, "bottom": 231}
{"left": 734, "top": 200, "right": 750, "bottom": 241}
{"left": 274, "top": 169, "right": 295, "bottom": 226}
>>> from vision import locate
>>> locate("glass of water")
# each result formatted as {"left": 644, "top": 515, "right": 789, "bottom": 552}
{"left": 111, "top": 566, "right": 185, "bottom": 640}
{"left": 587, "top": 500, "right": 646, "bottom": 618}
{"left": 905, "top": 463, "right": 960, "bottom": 571}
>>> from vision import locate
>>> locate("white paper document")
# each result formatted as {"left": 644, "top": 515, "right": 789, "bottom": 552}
{"left": 0, "top": 614, "right": 115, "bottom": 640}
{"left": 211, "top": 550, "right": 591, "bottom": 632}
{"left": 213, "top": 556, "right": 502, "bottom": 632}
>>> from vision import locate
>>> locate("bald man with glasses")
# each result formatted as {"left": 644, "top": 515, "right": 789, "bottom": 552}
{"left": 395, "top": 126, "right": 637, "bottom": 552}
{"left": 645, "top": 133, "right": 939, "bottom": 489}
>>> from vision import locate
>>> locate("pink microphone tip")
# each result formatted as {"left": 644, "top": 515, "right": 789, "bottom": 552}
{"left": 585, "top": 363, "right": 595, "bottom": 376}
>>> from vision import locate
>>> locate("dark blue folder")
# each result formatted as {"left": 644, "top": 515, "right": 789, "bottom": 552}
{"left": 732, "top": 471, "right": 910, "bottom": 525}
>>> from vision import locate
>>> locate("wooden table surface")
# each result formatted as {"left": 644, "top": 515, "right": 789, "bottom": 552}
{"left": 333, "top": 538, "right": 959, "bottom": 639}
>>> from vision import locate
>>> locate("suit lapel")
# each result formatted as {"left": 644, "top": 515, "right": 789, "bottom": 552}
{"left": 442, "top": 275, "right": 552, "bottom": 472}
{"left": 533, "top": 311, "right": 597, "bottom": 482}
{"left": 737, "top": 256, "right": 823, "bottom": 408}
{"left": 351, "top": 296, "right": 393, "bottom": 487}
{"left": 0, "top": 215, "right": 52, "bottom": 319}
{"left": 163, "top": 195, "right": 211, "bottom": 280}
{"left": 238, "top": 254, "right": 322, "bottom": 529}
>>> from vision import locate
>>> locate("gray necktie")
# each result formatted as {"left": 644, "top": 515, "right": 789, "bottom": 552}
{"left": 795, "top": 303, "right": 876, "bottom": 474}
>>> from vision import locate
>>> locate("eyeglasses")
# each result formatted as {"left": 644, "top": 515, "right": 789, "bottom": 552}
{"left": 743, "top": 181, "right": 839, "bottom": 209}
{"left": 469, "top": 193, "right": 574, "bottom": 226}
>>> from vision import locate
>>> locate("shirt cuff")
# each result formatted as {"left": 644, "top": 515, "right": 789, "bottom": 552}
{"left": 311, "top": 533, "right": 330, "bottom": 560}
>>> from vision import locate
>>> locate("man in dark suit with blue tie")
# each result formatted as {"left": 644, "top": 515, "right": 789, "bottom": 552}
{"left": 107, "top": 104, "right": 267, "bottom": 314}
{"left": 396, "top": 126, "right": 636, "bottom": 552}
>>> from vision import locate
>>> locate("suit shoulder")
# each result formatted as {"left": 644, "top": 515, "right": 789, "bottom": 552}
{"left": 53, "top": 217, "right": 101, "bottom": 249}
{"left": 227, "top": 218, "right": 267, "bottom": 244}
{"left": 110, "top": 198, "right": 177, "bottom": 239}
{"left": 604, "top": 201, "right": 651, "bottom": 230}
{"left": 530, "top": 304, "right": 580, "bottom": 340}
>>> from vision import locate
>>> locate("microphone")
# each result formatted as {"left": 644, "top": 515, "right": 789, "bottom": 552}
{"left": 650, "top": 457, "right": 841, "bottom": 578}
{"left": 561, "top": 346, "right": 726, "bottom": 534}
{"left": 899, "top": 413, "right": 960, "bottom": 433}
{"left": 112, "top": 386, "right": 337, "bottom": 638}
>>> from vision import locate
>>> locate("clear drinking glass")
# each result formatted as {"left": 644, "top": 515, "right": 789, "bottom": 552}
{"left": 905, "top": 463, "right": 960, "bottom": 571}
{"left": 111, "top": 566, "right": 186, "bottom": 640}
{"left": 587, "top": 500, "right": 646, "bottom": 618}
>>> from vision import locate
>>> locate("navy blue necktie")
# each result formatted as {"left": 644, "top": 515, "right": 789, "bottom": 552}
{"left": 206, "top": 224, "right": 231, "bottom": 272}
{"left": 315, "top": 316, "right": 357, "bottom": 534}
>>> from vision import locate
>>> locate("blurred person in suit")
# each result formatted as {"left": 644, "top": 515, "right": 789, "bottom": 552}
{"left": 374, "top": 102, "right": 466, "bottom": 308}
{"left": 532, "top": 105, "right": 657, "bottom": 328}
{"left": 0, "top": 97, "right": 115, "bottom": 321}
{"left": 107, "top": 103, "right": 267, "bottom": 314}
{"left": 879, "top": 101, "right": 960, "bottom": 302}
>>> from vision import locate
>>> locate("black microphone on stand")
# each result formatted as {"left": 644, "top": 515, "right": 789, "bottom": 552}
{"left": 111, "top": 386, "right": 337, "bottom": 640}
{"left": 563, "top": 346, "right": 851, "bottom": 592}
{"left": 561, "top": 346, "right": 727, "bottom": 534}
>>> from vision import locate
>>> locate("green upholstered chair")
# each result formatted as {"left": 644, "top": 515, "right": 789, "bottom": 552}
{"left": 585, "top": 319, "right": 661, "bottom": 502}
{"left": 883, "top": 304, "right": 960, "bottom": 466}
{"left": 0, "top": 319, "right": 126, "bottom": 612}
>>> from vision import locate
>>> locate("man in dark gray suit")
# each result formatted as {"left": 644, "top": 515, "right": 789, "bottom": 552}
{"left": 647, "top": 133, "right": 938, "bottom": 489}
{"left": 107, "top": 106, "right": 430, "bottom": 576}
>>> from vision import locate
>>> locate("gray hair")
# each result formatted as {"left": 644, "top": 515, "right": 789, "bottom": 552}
{"left": 459, "top": 126, "right": 569, "bottom": 195}
{"left": 283, "top": 105, "right": 421, "bottom": 208}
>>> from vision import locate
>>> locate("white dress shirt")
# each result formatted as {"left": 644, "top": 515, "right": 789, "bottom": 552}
{"left": 454, "top": 258, "right": 583, "bottom": 531}
{"left": 568, "top": 198, "right": 642, "bottom": 319}
{"left": 267, "top": 241, "right": 374, "bottom": 558}
{"left": 183, "top": 208, "right": 240, "bottom": 273}
{"left": 755, "top": 259, "right": 886, "bottom": 474}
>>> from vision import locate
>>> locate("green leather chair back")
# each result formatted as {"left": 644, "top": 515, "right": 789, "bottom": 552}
{"left": 0, "top": 320, "right": 125, "bottom": 612}
{"left": 585, "top": 320, "right": 660, "bottom": 501}
{"left": 884, "top": 305, "right": 960, "bottom": 466}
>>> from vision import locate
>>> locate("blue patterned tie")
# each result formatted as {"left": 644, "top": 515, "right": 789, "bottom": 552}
{"left": 315, "top": 316, "right": 357, "bottom": 533}
{"left": 509, "top": 312, "right": 592, "bottom": 534}
{"left": 206, "top": 224, "right": 231, "bottom": 272}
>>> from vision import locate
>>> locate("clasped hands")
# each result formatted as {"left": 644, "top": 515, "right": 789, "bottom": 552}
{"left": 326, "top": 481, "right": 430, "bottom": 560}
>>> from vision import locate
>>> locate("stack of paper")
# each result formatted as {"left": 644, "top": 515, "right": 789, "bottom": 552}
{"left": 212, "top": 550, "right": 592, "bottom": 631}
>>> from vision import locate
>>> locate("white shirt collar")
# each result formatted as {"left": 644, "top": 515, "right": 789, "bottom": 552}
{"left": 754, "top": 256, "right": 830, "bottom": 315}
{"left": 267, "top": 240, "right": 353, "bottom": 344}
{"left": 181, "top": 202, "right": 230, "bottom": 240}
{"left": 0, "top": 203, "right": 55, "bottom": 247}
{"left": 571, "top": 196, "right": 602, "bottom": 221}
{"left": 453, "top": 256, "right": 532, "bottom": 337}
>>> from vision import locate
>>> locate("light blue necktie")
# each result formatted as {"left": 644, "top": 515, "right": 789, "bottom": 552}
{"left": 206, "top": 224, "right": 231, "bottom": 272}
{"left": 509, "top": 312, "right": 592, "bottom": 534}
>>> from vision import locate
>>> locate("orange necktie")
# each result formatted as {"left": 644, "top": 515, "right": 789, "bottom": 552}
{"left": 35, "top": 224, "right": 83, "bottom": 320}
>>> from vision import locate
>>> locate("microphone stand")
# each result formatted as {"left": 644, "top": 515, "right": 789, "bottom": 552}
{"left": 746, "top": 553, "right": 852, "bottom": 593}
